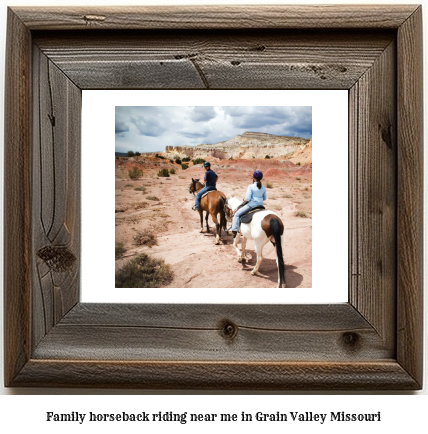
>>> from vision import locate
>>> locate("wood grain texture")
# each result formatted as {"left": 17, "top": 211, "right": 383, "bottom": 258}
{"left": 349, "top": 40, "right": 397, "bottom": 350}
{"left": 396, "top": 6, "right": 424, "bottom": 387}
{"left": 3, "top": 5, "right": 423, "bottom": 390}
{"left": 3, "top": 8, "right": 32, "bottom": 388}
{"left": 32, "top": 304, "right": 392, "bottom": 362}
{"left": 12, "top": 361, "right": 419, "bottom": 390}
{"left": 34, "top": 31, "right": 394, "bottom": 90}
{"left": 11, "top": 5, "right": 419, "bottom": 30}
{"left": 32, "top": 47, "right": 81, "bottom": 348}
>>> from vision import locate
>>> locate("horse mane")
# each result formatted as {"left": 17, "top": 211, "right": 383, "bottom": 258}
{"left": 227, "top": 196, "right": 241, "bottom": 211}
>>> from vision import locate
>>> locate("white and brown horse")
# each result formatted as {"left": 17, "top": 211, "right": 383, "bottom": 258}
{"left": 189, "top": 179, "right": 227, "bottom": 245}
{"left": 224, "top": 196, "right": 286, "bottom": 288}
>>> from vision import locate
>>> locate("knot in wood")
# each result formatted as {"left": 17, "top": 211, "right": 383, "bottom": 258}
{"left": 341, "top": 332, "right": 361, "bottom": 350}
{"left": 219, "top": 320, "right": 238, "bottom": 340}
{"left": 37, "top": 245, "right": 76, "bottom": 272}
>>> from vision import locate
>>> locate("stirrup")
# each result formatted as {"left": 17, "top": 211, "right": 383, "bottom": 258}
{"left": 192, "top": 205, "right": 198, "bottom": 211}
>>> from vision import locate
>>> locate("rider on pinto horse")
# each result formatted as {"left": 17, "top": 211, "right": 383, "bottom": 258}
{"left": 229, "top": 170, "right": 266, "bottom": 237}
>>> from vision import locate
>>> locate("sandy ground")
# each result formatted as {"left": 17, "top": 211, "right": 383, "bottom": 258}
{"left": 115, "top": 156, "right": 312, "bottom": 288}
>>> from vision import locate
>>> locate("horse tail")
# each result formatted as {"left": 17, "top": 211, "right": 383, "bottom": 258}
{"left": 270, "top": 218, "right": 286, "bottom": 288}
{"left": 219, "top": 196, "right": 227, "bottom": 231}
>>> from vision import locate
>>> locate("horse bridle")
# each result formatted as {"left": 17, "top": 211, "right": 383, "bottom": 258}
{"left": 189, "top": 178, "right": 205, "bottom": 197}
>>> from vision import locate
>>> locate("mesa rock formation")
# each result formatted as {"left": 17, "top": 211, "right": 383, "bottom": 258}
{"left": 162, "top": 132, "right": 311, "bottom": 162}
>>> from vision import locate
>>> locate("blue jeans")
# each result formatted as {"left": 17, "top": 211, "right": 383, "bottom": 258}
{"left": 231, "top": 204, "right": 252, "bottom": 232}
{"left": 194, "top": 186, "right": 216, "bottom": 210}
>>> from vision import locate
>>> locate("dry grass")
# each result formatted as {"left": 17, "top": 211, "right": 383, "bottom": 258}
{"left": 115, "top": 243, "right": 126, "bottom": 259}
{"left": 295, "top": 210, "right": 308, "bottom": 218}
{"left": 133, "top": 229, "right": 158, "bottom": 247}
{"left": 115, "top": 253, "right": 173, "bottom": 288}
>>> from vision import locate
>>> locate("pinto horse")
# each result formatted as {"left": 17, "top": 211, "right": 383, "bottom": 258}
{"left": 224, "top": 196, "right": 286, "bottom": 288}
{"left": 189, "top": 179, "right": 227, "bottom": 245}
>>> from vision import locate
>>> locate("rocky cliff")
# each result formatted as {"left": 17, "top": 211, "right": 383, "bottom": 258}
{"left": 163, "top": 132, "right": 311, "bottom": 161}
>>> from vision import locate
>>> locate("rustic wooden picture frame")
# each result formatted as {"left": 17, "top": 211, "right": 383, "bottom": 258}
{"left": 4, "top": 5, "right": 423, "bottom": 390}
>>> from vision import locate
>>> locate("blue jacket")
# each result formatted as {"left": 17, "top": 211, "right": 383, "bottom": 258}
{"left": 245, "top": 182, "right": 266, "bottom": 207}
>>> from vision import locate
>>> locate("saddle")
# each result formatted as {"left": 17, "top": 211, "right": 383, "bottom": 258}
{"left": 240, "top": 206, "right": 265, "bottom": 224}
{"left": 200, "top": 188, "right": 217, "bottom": 199}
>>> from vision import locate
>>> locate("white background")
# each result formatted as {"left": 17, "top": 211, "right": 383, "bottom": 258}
{"left": 82, "top": 89, "right": 348, "bottom": 303}
{"left": 0, "top": 0, "right": 427, "bottom": 430}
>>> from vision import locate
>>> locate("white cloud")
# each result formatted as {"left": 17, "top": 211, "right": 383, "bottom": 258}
{"left": 115, "top": 106, "right": 312, "bottom": 153}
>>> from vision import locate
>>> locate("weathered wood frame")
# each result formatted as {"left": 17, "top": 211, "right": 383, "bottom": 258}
{"left": 4, "top": 5, "right": 423, "bottom": 389}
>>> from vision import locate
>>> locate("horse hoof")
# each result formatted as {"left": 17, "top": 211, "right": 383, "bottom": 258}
{"left": 251, "top": 270, "right": 257, "bottom": 275}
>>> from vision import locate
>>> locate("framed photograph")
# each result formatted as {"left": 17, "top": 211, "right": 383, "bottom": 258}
{"left": 4, "top": 5, "right": 423, "bottom": 389}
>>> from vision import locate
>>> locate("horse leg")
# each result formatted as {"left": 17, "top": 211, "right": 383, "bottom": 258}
{"left": 251, "top": 238, "right": 269, "bottom": 275}
{"left": 210, "top": 213, "right": 220, "bottom": 244}
{"left": 205, "top": 212, "right": 209, "bottom": 232}
{"left": 239, "top": 236, "right": 247, "bottom": 263}
{"left": 233, "top": 232, "right": 241, "bottom": 260}
{"left": 199, "top": 210, "right": 204, "bottom": 233}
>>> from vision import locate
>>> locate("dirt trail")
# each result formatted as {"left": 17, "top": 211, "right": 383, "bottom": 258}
{"left": 115, "top": 157, "right": 312, "bottom": 288}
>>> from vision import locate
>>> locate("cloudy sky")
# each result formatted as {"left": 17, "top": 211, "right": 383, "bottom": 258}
{"left": 115, "top": 106, "right": 312, "bottom": 153}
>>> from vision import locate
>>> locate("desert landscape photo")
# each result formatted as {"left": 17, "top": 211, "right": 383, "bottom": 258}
{"left": 115, "top": 106, "right": 312, "bottom": 289}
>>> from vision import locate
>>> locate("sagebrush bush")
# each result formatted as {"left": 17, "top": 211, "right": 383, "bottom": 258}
{"left": 169, "top": 168, "right": 176, "bottom": 174}
{"left": 115, "top": 253, "right": 173, "bottom": 288}
{"left": 182, "top": 157, "right": 191, "bottom": 162}
{"left": 134, "top": 229, "right": 157, "bottom": 247}
{"left": 265, "top": 155, "right": 270, "bottom": 159}
{"left": 181, "top": 163, "right": 189, "bottom": 170}
{"left": 115, "top": 243, "right": 126, "bottom": 259}
{"left": 134, "top": 186, "right": 146, "bottom": 192}
{"left": 175, "top": 158, "right": 182, "bottom": 165}
{"left": 146, "top": 195, "right": 159, "bottom": 201}
{"left": 128, "top": 166, "right": 143, "bottom": 180}
{"left": 266, "top": 181, "right": 273, "bottom": 188}
{"left": 157, "top": 168, "right": 170, "bottom": 177}
{"left": 192, "top": 158, "right": 205, "bottom": 165}
{"left": 295, "top": 210, "right": 308, "bottom": 218}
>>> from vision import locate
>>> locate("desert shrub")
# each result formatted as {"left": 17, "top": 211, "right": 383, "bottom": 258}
{"left": 266, "top": 181, "right": 273, "bottom": 188}
{"left": 170, "top": 159, "right": 174, "bottom": 163}
{"left": 296, "top": 177, "right": 301, "bottom": 181}
{"left": 135, "top": 151, "right": 141, "bottom": 157}
{"left": 127, "top": 151, "right": 135, "bottom": 157}
{"left": 157, "top": 168, "right": 170, "bottom": 177}
{"left": 181, "top": 163, "right": 189, "bottom": 170}
{"left": 296, "top": 162, "right": 301, "bottom": 166}
{"left": 295, "top": 210, "right": 308, "bottom": 218}
{"left": 265, "top": 155, "right": 271, "bottom": 159}
{"left": 146, "top": 195, "right": 159, "bottom": 201}
{"left": 192, "top": 158, "right": 205, "bottom": 165}
{"left": 128, "top": 166, "right": 143, "bottom": 180}
{"left": 134, "top": 186, "right": 146, "bottom": 192}
{"left": 169, "top": 168, "right": 176, "bottom": 174}
{"left": 155, "top": 153, "right": 165, "bottom": 159}
{"left": 115, "top": 243, "right": 126, "bottom": 259}
{"left": 115, "top": 253, "right": 172, "bottom": 288}
{"left": 175, "top": 158, "right": 182, "bottom": 164}
{"left": 134, "top": 229, "right": 157, "bottom": 247}
{"left": 182, "top": 157, "right": 191, "bottom": 162}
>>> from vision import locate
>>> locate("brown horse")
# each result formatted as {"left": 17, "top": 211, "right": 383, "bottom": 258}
{"left": 189, "top": 179, "right": 227, "bottom": 244}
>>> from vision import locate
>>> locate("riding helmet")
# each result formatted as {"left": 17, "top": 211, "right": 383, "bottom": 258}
{"left": 253, "top": 170, "right": 263, "bottom": 180}
{"left": 203, "top": 162, "right": 211, "bottom": 167}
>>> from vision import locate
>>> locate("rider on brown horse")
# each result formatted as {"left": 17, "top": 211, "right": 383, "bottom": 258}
{"left": 192, "top": 161, "right": 219, "bottom": 211}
